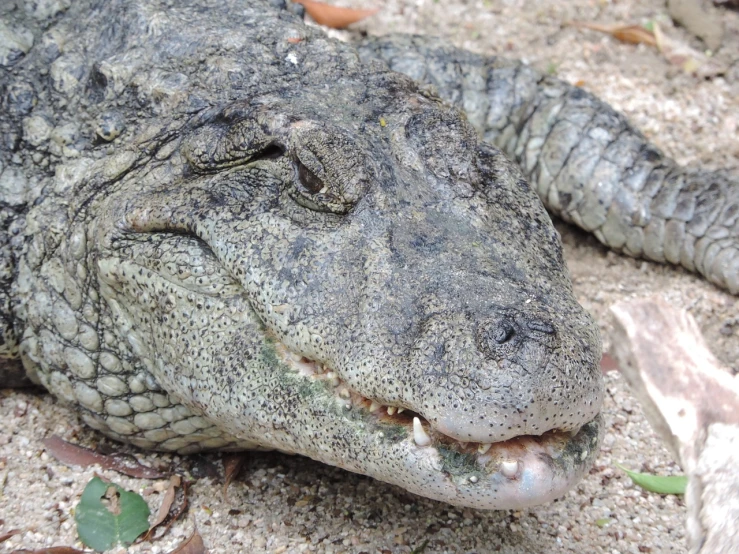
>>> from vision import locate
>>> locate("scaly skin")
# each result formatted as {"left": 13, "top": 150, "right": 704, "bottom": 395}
{"left": 2, "top": 0, "right": 731, "bottom": 510}
{"left": 358, "top": 35, "right": 739, "bottom": 294}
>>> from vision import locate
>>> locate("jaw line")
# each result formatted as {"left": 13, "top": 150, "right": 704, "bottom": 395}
{"left": 272, "top": 340, "right": 604, "bottom": 510}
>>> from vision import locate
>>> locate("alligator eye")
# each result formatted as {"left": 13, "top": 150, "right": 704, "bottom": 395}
{"left": 296, "top": 160, "right": 325, "bottom": 194}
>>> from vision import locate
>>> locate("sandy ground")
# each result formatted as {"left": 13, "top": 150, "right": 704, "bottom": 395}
{"left": 1, "top": 0, "right": 738, "bottom": 553}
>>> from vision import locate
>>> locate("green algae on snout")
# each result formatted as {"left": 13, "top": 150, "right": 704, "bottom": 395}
{"left": 436, "top": 444, "right": 480, "bottom": 478}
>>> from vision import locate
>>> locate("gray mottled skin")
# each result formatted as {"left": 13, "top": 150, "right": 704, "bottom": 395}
{"left": 0, "top": 0, "right": 732, "bottom": 509}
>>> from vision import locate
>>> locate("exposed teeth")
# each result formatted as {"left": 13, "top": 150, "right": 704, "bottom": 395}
{"left": 468, "top": 475, "right": 478, "bottom": 483}
{"left": 477, "top": 443, "right": 492, "bottom": 455}
{"left": 278, "top": 346, "right": 536, "bottom": 459}
{"left": 500, "top": 460, "right": 519, "bottom": 479}
{"left": 326, "top": 372, "right": 341, "bottom": 387}
{"left": 413, "top": 417, "right": 432, "bottom": 447}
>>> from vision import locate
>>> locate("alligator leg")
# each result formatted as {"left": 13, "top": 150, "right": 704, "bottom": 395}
{"left": 357, "top": 35, "right": 739, "bottom": 294}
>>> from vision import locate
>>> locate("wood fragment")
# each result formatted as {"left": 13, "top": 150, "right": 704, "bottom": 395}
{"left": 609, "top": 297, "right": 739, "bottom": 554}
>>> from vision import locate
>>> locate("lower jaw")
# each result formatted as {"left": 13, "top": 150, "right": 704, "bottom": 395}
{"left": 277, "top": 411, "right": 604, "bottom": 510}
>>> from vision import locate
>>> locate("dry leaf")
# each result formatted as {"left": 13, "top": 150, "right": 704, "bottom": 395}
{"left": 293, "top": 0, "right": 378, "bottom": 29}
{"left": 168, "top": 529, "right": 207, "bottom": 554}
{"left": 43, "top": 435, "right": 168, "bottom": 479}
{"left": 222, "top": 453, "right": 245, "bottom": 501}
{"left": 567, "top": 21, "right": 657, "bottom": 47}
{"left": 144, "top": 476, "right": 190, "bottom": 541}
{"left": 0, "top": 529, "right": 22, "bottom": 543}
{"left": 151, "top": 475, "right": 182, "bottom": 529}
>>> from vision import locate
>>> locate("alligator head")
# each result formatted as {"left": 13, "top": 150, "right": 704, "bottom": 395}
{"left": 10, "top": 1, "right": 603, "bottom": 510}
{"left": 60, "top": 74, "right": 601, "bottom": 509}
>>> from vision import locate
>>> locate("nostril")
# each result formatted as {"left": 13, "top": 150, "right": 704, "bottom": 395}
{"left": 493, "top": 322, "right": 515, "bottom": 344}
{"left": 527, "top": 320, "right": 555, "bottom": 334}
{"left": 476, "top": 317, "right": 519, "bottom": 359}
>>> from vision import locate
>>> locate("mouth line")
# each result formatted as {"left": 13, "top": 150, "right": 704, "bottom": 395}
{"left": 274, "top": 341, "right": 589, "bottom": 478}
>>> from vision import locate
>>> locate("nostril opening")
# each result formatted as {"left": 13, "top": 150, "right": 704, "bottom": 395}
{"left": 527, "top": 320, "right": 555, "bottom": 334}
{"left": 493, "top": 322, "right": 515, "bottom": 344}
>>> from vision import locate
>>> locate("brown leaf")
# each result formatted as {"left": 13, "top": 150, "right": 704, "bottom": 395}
{"left": 0, "top": 529, "right": 22, "bottom": 543}
{"left": 144, "top": 476, "right": 190, "bottom": 541}
{"left": 293, "top": 0, "right": 378, "bottom": 29}
{"left": 222, "top": 453, "right": 246, "bottom": 502}
{"left": 168, "top": 530, "right": 207, "bottom": 554}
{"left": 43, "top": 435, "right": 168, "bottom": 479}
{"left": 10, "top": 546, "right": 89, "bottom": 554}
{"left": 567, "top": 21, "right": 657, "bottom": 47}
{"left": 151, "top": 475, "right": 181, "bottom": 529}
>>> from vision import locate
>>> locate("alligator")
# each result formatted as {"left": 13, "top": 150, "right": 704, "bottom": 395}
{"left": 0, "top": 0, "right": 736, "bottom": 511}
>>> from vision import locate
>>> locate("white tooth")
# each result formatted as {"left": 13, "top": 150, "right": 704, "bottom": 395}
{"left": 387, "top": 406, "right": 396, "bottom": 416}
{"left": 397, "top": 408, "right": 405, "bottom": 414}
{"left": 413, "top": 417, "right": 432, "bottom": 447}
{"left": 468, "top": 475, "right": 478, "bottom": 483}
{"left": 500, "top": 460, "right": 519, "bottom": 479}
{"left": 326, "top": 372, "right": 340, "bottom": 387}
{"left": 339, "top": 387, "right": 350, "bottom": 399}
{"left": 459, "top": 442, "right": 468, "bottom": 449}
{"left": 369, "top": 401, "right": 382, "bottom": 413}
{"left": 477, "top": 443, "right": 492, "bottom": 455}
{"left": 580, "top": 449, "right": 589, "bottom": 461}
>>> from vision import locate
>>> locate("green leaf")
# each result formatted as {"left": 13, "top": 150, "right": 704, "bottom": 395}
{"left": 616, "top": 463, "right": 687, "bottom": 495}
{"left": 75, "top": 476, "right": 151, "bottom": 552}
